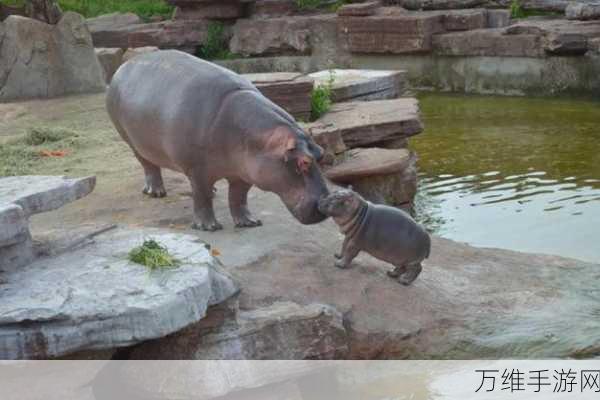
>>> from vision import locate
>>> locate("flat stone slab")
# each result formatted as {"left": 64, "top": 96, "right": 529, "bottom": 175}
{"left": 244, "top": 72, "right": 314, "bottom": 120}
{"left": 324, "top": 148, "right": 414, "bottom": 182}
{"left": 0, "top": 228, "right": 238, "bottom": 359}
{"left": 566, "top": 2, "right": 600, "bottom": 20}
{"left": 307, "top": 98, "right": 423, "bottom": 149}
{"left": 0, "top": 175, "right": 96, "bottom": 218}
{"left": 309, "top": 69, "right": 407, "bottom": 102}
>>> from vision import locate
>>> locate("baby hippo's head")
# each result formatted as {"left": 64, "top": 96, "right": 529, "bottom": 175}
{"left": 318, "top": 188, "right": 363, "bottom": 218}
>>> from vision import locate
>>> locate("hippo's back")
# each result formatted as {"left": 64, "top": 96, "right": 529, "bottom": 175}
{"left": 106, "top": 50, "right": 257, "bottom": 169}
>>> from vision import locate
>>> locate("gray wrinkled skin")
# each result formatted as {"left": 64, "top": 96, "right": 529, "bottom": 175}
{"left": 318, "top": 189, "right": 431, "bottom": 285}
{"left": 106, "top": 50, "right": 328, "bottom": 231}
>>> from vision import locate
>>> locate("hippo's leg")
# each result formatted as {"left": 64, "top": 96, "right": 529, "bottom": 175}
{"left": 387, "top": 264, "right": 407, "bottom": 278}
{"left": 228, "top": 179, "right": 262, "bottom": 228}
{"left": 188, "top": 169, "right": 223, "bottom": 232}
{"left": 334, "top": 239, "right": 360, "bottom": 269}
{"left": 138, "top": 158, "right": 166, "bottom": 198}
{"left": 397, "top": 262, "right": 423, "bottom": 286}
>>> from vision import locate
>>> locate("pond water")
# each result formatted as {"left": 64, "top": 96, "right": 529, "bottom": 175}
{"left": 411, "top": 93, "right": 600, "bottom": 263}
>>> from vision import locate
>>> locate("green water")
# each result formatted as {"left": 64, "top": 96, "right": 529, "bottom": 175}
{"left": 411, "top": 93, "right": 600, "bottom": 263}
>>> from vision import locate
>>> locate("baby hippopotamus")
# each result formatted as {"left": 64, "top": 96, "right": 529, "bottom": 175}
{"left": 318, "top": 189, "right": 431, "bottom": 285}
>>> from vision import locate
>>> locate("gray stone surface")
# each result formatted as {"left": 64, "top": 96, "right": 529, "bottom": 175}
{"left": 95, "top": 47, "right": 124, "bottom": 83}
{"left": 0, "top": 228, "right": 238, "bottom": 359}
{"left": 566, "top": 2, "right": 600, "bottom": 20}
{"left": 0, "top": 13, "right": 106, "bottom": 101}
{"left": 0, "top": 175, "right": 96, "bottom": 217}
{"left": 86, "top": 12, "right": 142, "bottom": 33}
{"left": 486, "top": 9, "right": 511, "bottom": 28}
{"left": 309, "top": 69, "right": 407, "bottom": 102}
{"left": 0, "top": 204, "right": 28, "bottom": 247}
{"left": 122, "top": 46, "right": 159, "bottom": 63}
{"left": 132, "top": 301, "right": 349, "bottom": 359}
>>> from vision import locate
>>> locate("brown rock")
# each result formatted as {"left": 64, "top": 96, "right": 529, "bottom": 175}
{"left": 86, "top": 12, "right": 142, "bottom": 47}
{"left": 338, "top": 8, "right": 445, "bottom": 54}
{"left": 130, "top": 301, "right": 349, "bottom": 359}
{"left": 244, "top": 72, "right": 314, "bottom": 120}
{"left": 439, "top": 8, "right": 487, "bottom": 31}
{"left": 309, "top": 69, "right": 407, "bottom": 102}
{"left": 247, "top": 0, "right": 299, "bottom": 18}
{"left": 486, "top": 9, "right": 511, "bottom": 28}
{"left": 309, "top": 98, "right": 423, "bottom": 149}
{"left": 325, "top": 148, "right": 417, "bottom": 207}
{"left": 122, "top": 46, "right": 159, "bottom": 63}
{"left": 95, "top": 47, "right": 124, "bottom": 83}
{"left": 566, "top": 2, "right": 600, "bottom": 20}
{"left": 337, "top": 1, "right": 381, "bottom": 16}
{"left": 433, "top": 28, "right": 544, "bottom": 57}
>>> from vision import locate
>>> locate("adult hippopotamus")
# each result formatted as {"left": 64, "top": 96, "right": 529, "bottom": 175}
{"left": 106, "top": 50, "right": 328, "bottom": 231}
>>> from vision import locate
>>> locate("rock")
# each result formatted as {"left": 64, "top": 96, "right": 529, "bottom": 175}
{"left": 0, "top": 228, "right": 238, "bottom": 359}
{"left": 486, "top": 9, "right": 511, "bottom": 28}
{"left": 122, "top": 46, "right": 159, "bottom": 63}
{"left": 230, "top": 17, "right": 314, "bottom": 56}
{"left": 309, "top": 69, "right": 407, "bottom": 102}
{"left": 337, "top": 1, "right": 381, "bottom": 16}
{"left": 86, "top": 12, "right": 142, "bottom": 32}
{"left": 433, "top": 28, "right": 544, "bottom": 57}
{"left": 130, "top": 301, "right": 349, "bottom": 359}
{"left": 589, "top": 36, "right": 600, "bottom": 52}
{"left": 95, "top": 47, "right": 124, "bottom": 83}
{"left": 566, "top": 2, "right": 600, "bottom": 20}
{"left": 393, "top": 0, "right": 488, "bottom": 10}
{"left": 439, "top": 8, "right": 487, "bottom": 31}
{"left": 0, "top": 14, "right": 106, "bottom": 101}
{"left": 338, "top": 8, "right": 445, "bottom": 54}
{"left": 24, "top": 0, "right": 62, "bottom": 24}
{"left": 89, "top": 18, "right": 210, "bottom": 51}
{"left": 0, "top": 175, "right": 96, "bottom": 270}
{"left": 243, "top": 72, "right": 314, "bottom": 120}
{"left": 307, "top": 98, "right": 423, "bottom": 149}
{"left": 324, "top": 148, "right": 418, "bottom": 207}
{"left": 172, "top": 1, "right": 244, "bottom": 20}
{"left": 248, "top": 0, "right": 299, "bottom": 18}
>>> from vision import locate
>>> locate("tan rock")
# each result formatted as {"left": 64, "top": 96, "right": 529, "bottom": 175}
{"left": 309, "top": 69, "right": 407, "bottom": 102}
{"left": 172, "top": 1, "right": 244, "bottom": 20}
{"left": 337, "top": 1, "right": 381, "bottom": 16}
{"left": 95, "top": 47, "right": 124, "bottom": 83}
{"left": 433, "top": 28, "right": 544, "bottom": 57}
{"left": 122, "top": 46, "right": 159, "bottom": 63}
{"left": 248, "top": 0, "right": 299, "bottom": 18}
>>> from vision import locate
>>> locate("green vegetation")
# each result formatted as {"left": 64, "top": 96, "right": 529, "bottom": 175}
{"left": 128, "top": 239, "right": 181, "bottom": 270}
{"left": 196, "top": 22, "right": 235, "bottom": 61}
{"left": 296, "top": 0, "right": 322, "bottom": 10}
{"left": 0, "top": 126, "right": 78, "bottom": 176}
{"left": 510, "top": 0, "right": 525, "bottom": 18}
{"left": 310, "top": 70, "right": 335, "bottom": 121}
{"left": 3, "top": 0, "right": 174, "bottom": 20}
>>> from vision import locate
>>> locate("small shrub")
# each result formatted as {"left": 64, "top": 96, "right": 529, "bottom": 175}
{"left": 24, "top": 127, "right": 76, "bottom": 146}
{"left": 310, "top": 70, "right": 336, "bottom": 121}
{"left": 128, "top": 239, "right": 181, "bottom": 270}
{"left": 510, "top": 0, "right": 525, "bottom": 19}
{"left": 330, "top": 0, "right": 348, "bottom": 11}
{"left": 196, "top": 22, "right": 234, "bottom": 61}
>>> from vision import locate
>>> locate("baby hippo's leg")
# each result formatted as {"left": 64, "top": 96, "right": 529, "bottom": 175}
{"left": 334, "top": 238, "right": 360, "bottom": 269}
{"left": 397, "top": 262, "right": 423, "bottom": 286}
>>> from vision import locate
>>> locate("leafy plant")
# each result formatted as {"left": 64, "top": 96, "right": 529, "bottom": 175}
{"left": 128, "top": 239, "right": 181, "bottom": 270}
{"left": 310, "top": 70, "right": 336, "bottom": 121}
{"left": 196, "top": 22, "right": 235, "bottom": 61}
{"left": 510, "top": 0, "right": 525, "bottom": 19}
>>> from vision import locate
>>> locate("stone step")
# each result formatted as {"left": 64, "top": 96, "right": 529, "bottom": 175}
{"left": 309, "top": 69, "right": 407, "bottom": 103}
{"left": 307, "top": 98, "right": 423, "bottom": 150}
{"left": 0, "top": 176, "right": 96, "bottom": 270}
{"left": 324, "top": 148, "right": 418, "bottom": 207}
{"left": 243, "top": 72, "right": 314, "bottom": 120}
{"left": 0, "top": 228, "right": 238, "bottom": 359}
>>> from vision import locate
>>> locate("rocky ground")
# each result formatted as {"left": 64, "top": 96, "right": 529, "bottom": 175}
{"left": 2, "top": 93, "right": 600, "bottom": 359}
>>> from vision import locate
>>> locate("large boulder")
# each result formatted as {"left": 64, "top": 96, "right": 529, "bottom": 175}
{"left": 0, "top": 13, "right": 106, "bottom": 101}
{"left": 0, "top": 228, "right": 238, "bottom": 359}
{"left": 433, "top": 28, "right": 545, "bottom": 57}
{"left": 95, "top": 47, "right": 124, "bottom": 83}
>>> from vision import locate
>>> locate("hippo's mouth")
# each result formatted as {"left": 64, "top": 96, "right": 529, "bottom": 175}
{"left": 290, "top": 195, "right": 327, "bottom": 224}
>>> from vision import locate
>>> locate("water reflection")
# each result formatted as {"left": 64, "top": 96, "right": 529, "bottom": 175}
{"left": 412, "top": 93, "right": 600, "bottom": 263}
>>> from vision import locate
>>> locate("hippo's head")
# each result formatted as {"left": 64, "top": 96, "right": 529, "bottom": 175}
{"left": 250, "top": 125, "right": 329, "bottom": 224}
{"left": 318, "top": 188, "right": 362, "bottom": 218}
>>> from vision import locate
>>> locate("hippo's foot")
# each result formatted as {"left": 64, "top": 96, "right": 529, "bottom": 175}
{"left": 234, "top": 216, "right": 262, "bottom": 228}
{"left": 191, "top": 220, "right": 223, "bottom": 232}
{"left": 387, "top": 265, "right": 406, "bottom": 279}
{"left": 142, "top": 183, "right": 167, "bottom": 198}
{"left": 334, "top": 258, "right": 349, "bottom": 269}
{"left": 396, "top": 263, "right": 423, "bottom": 286}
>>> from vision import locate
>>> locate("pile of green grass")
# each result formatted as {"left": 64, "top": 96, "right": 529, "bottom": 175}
{"left": 0, "top": 126, "right": 78, "bottom": 176}
{"left": 128, "top": 239, "right": 181, "bottom": 270}
{"left": 310, "top": 70, "right": 336, "bottom": 121}
{"left": 3, "top": 0, "right": 174, "bottom": 20}
{"left": 196, "top": 22, "right": 236, "bottom": 61}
